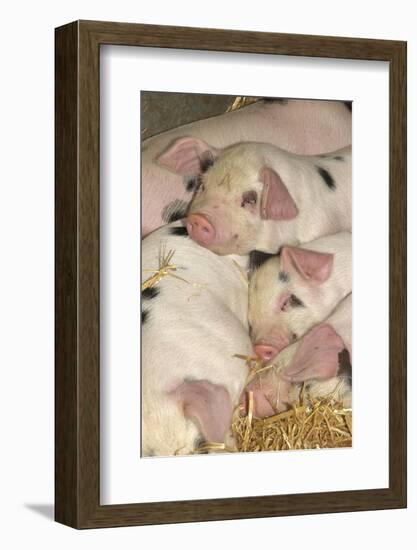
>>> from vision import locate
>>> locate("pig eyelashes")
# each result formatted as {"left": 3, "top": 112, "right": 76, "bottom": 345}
{"left": 241, "top": 190, "right": 258, "bottom": 208}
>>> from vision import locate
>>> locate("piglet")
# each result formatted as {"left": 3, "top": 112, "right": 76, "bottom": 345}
{"left": 141, "top": 222, "right": 252, "bottom": 457}
{"left": 248, "top": 231, "right": 351, "bottom": 362}
{"left": 244, "top": 294, "right": 352, "bottom": 418}
{"left": 163, "top": 140, "right": 351, "bottom": 256}
{"left": 143, "top": 98, "right": 351, "bottom": 236}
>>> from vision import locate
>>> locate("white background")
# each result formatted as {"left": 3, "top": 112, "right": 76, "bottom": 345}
{"left": 0, "top": 1, "right": 415, "bottom": 548}
{"left": 101, "top": 47, "right": 389, "bottom": 503}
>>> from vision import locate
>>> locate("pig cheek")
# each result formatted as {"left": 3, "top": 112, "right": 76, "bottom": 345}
{"left": 232, "top": 215, "right": 260, "bottom": 254}
{"left": 291, "top": 310, "right": 315, "bottom": 341}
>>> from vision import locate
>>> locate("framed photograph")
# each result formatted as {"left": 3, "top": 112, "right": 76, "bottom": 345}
{"left": 55, "top": 20, "right": 407, "bottom": 528}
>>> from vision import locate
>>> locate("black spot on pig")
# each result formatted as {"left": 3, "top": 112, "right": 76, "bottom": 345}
{"left": 289, "top": 294, "right": 305, "bottom": 308}
{"left": 200, "top": 153, "right": 215, "bottom": 173}
{"left": 343, "top": 101, "right": 352, "bottom": 112}
{"left": 316, "top": 166, "right": 336, "bottom": 191}
{"left": 142, "top": 286, "right": 160, "bottom": 300}
{"left": 278, "top": 271, "right": 289, "bottom": 283}
{"left": 338, "top": 348, "right": 352, "bottom": 386}
{"left": 332, "top": 155, "right": 344, "bottom": 161}
{"left": 141, "top": 309, "right": 149, "bottom": 324}
{"left": 262, "top": 97, "right": 289, "bottom": 105}
{"left": 249, "top": 250, "right": 276, "bottom": 271}
{"left": 162, "top": 199, "right": 189, "bottom": 223}
{"left": 169, "top": 226, "right": 189, "bottom": 237}
{"left": 185, "top": 176, "right": 198, "bottom": 192}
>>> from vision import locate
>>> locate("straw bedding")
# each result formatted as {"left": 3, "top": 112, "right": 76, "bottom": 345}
{"left": 232, "top": 388, "right": 352, "bottom": 453}
{"left": 143, "top": 96, "right": 352, "bottom": 455}
{"left": 231, "top": 356, "right": 352, "bottom": 453}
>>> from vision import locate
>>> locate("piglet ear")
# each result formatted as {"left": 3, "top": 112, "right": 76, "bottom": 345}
{"left": 281, "top": 246, "right": 333, "bottom": 284}
{"left": 260, "top": 166, "right": 298, "bottom": 221}
{"left": 156, "top": 137, "right": 218, "bottom": 175}
{"left": 173, "top": 380, "right": 232, "bottom": 443}
{"left": 282, "top": 323, "right": 345, "bottom": 383}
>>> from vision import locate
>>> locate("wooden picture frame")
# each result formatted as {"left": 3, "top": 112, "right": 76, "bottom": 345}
{"left": 55, "top": 20, "right": 407, "bottom": 528}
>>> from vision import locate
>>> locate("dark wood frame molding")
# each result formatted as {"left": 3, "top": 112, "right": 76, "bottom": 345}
{"left": 55, "top": 20, "right": 407, "bottom": 528}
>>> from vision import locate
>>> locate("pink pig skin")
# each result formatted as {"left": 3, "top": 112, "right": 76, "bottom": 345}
{"left": 283, "top": 293, "right": 352, "bottom": 384}
{"left": 173, "top": 380, "right": 233, "bottom": 443}
{"left": 260, "top": 166, "right": 298, "bottom": 221}
{"left": 282, "top": 323, "right": 345, "bottom": 383}
{"left": 142, "top": 99, "right": 351, "bottom": 236}
{"left": 280, "top": 246, "right": 334, "bottom": 286}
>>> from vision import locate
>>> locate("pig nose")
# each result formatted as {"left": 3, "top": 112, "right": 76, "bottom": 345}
{"left": 254, "top": 343, "right": 279, "bottom": 362}
{"left": 186, "top": 214, "right": 215, "bottom": 245}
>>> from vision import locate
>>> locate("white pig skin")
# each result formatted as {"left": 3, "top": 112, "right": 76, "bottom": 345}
{"left": 142, "top": 99, "right": 351, "bottom": 236}
{"left": 141, "top": 222, "right": 251, "bottom": 457}
{"left": 248, "top": 232, "right": 351, "bottom": 359}
{"left": 184, "top": 142, "right": 351, "bottom": 255}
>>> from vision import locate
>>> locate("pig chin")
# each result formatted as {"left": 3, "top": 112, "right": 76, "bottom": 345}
{"left": 204, "top": 234, "right": 251, "bottom": 256}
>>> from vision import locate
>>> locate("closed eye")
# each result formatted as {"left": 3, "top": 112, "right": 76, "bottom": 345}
{"left": 241, "top": 190, "right": 257, "bottom": 208}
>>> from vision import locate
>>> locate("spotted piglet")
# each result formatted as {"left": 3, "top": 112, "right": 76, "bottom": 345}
{"left": 141, "top": 222, "right": 251, "bottom": 457}
{"left": 143, "top": 99, "right": 351, "bottom": 236}
{"left": 248, "top": 231, "right": 351, "bottom": 363}
{"left": 244, "top": 294, "right": 352, "bottom": 418}
{"left": 160, "top": 139, "right": 351, "bottom": 255}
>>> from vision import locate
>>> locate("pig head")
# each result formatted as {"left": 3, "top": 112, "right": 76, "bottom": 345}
{"left": 157, "top": 138, "right": 300, "bottom": 255}
{"left": 248, "top": 232, "right": 352, "bottom": 362}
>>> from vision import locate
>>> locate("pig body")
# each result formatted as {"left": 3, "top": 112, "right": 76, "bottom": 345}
{"left": 181, "top": 141, "right": 351, "bottom": 255}
{"left": 246, "top": 294, "right": 352, "bottom": 418}
{"left": 248, "top": 231, "right": 351, "bottom": 361}
{"left": 142, "top": 99, "right": 352, "bottom": 236}
{"left": 141, "top": 222, "right": 252, "bottom": 457}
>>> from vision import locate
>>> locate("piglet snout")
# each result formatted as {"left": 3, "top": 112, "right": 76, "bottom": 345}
{"left": 253, "top": 343, "right": 279, "bottom": 362}
{"left": 186, "top": 213, "right": 215, "bottom": 246}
